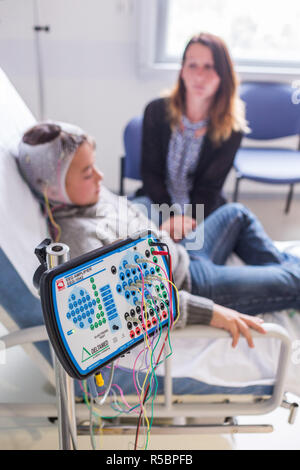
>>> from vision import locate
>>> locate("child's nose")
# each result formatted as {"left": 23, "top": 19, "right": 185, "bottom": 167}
{"left": 95, "top": 168, "right": 104, "bottom": 181}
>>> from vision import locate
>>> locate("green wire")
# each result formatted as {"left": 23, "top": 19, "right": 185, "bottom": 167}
{"left": 144, "top": 303, "right": 164, "bottom": 448}
{"left": 80, "top": 277, "right": 176, "bottom": 450}
{"left": 144, "top": 290, "right": 174, "bottom": 449}
{"left": 131, "top": 296, "right": 163, "bottom": 449}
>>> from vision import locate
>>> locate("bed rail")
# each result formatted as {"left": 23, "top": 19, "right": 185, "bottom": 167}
{"left": 0, "top": 322, "right": 292, "bottom": 419}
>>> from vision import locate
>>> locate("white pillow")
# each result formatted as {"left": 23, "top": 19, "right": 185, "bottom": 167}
{"left": 0, "top": 68, "right": 47, "bottom": 296}
{"left": 0, "top": 68, "right": 36, "bottom": 155}
{"left": 0, "top": 147, "right": 48, "bottom": 297}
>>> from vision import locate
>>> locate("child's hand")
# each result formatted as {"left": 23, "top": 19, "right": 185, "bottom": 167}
{"left": 210, "top": 304, "right": 266, "bottom": 348}
{"left": 160, "top": 215, "right": 197, "bottom": 242}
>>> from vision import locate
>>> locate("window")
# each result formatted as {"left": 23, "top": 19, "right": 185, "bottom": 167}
{"left": 138, "top": 0, "right": 300, "bottom": 79}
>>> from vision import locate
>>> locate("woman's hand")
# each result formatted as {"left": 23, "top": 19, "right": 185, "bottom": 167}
{"left": 210, "top": 304, "right": 266, "bottom": 348}
{"left": 160, "top": 215, "right": 197, "bottom": 242}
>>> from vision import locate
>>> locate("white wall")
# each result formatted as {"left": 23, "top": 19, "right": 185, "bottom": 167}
{"left": 0, "top": 0, "right": 298, "bottom": 196}
{"left": 0, "top": 0, "right": 175, "bottom": 192}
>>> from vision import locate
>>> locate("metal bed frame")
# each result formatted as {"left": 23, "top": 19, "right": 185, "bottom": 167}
{"left": 0, "top": 319, "right": 297, "bottom": 448}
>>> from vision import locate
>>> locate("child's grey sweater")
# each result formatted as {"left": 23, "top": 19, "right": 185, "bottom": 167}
{"left": 55, "top": 186, "right": 214, "bottom": 328}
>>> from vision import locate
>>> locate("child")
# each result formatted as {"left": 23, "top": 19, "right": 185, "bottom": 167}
{"left": 21, "top": 121, "right": 300, "bottom": 349}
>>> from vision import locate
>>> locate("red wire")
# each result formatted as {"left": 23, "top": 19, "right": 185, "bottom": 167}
{"left": 151, "top": 250, "right": 169, "bottom": 256}
{"left": 134, "top": 250, "right": 175, "bottom": 449}
{"left": 152, "top": 250, "right": 174, "bottom": 326}
{"left": 134, "top": 330, "right": 170, "bottom": 450}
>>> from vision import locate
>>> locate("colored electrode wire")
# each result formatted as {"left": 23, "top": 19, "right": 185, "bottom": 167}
{"left": 138, "top": 242, "right": 173, "bottom": 327}
{"left": 133, "top": 269, "right": 164, "bottom": 370}
{"left": 132, "top": 302, "right": 161, "bottom": 400}
{"left": 122, "top": 268, "right": 150, "bottom": 430}
{"left": 135, "top": 322, "right": 161, "bottom": 397}
{"left": 153, "top": 242, "right": 173, "bottom": 322}
{"left": 134, "top": 248, "right": 175, "bottom": 450}
{"left": 95, "top": 362, "right": 115, "bottom": 406}
{"left": 96, "top": 244, "right": 175, "bottom": 449}
{"left": 134, "top": 262, "right": 169, "bottom": 414}
{"left": 80, "top": 243, "right": 177, "bottom": 450}
{"left": 131, "top": 266, "right": 155, "bottom": 438}
{"left": 142, "top": 293, "right": 163, "bottom": 371}
{"left": 92, "top": 253, "right": 171, "bottom": 445}
{"left": 90, "top": 398, "right": 97, "bottom": 450}
{"left": 134, "top": 330, "right": 170, "bottom": 450}
{"left": 138, "top": 281, "right": 180, "bottom": 449}
{"left": 140, "top": 259, "right": 181, "bottom": 448}
{"left": 43, "top": 187, "right": 62, "bottom": 242}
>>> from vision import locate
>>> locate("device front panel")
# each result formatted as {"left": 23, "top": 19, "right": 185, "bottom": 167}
{"left": 51, "top": 235, "right": 176, "bottom": 376}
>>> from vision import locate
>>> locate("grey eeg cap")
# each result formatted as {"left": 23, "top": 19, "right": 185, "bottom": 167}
{"left": 17, "top": 121, "right": 88, "bottom": 205}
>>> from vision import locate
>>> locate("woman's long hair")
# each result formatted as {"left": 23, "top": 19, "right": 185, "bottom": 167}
{"left": 167, "top": 32, "right": 248, "bottom": 145}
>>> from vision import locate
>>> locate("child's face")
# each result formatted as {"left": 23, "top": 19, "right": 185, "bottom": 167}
{"left": 65, "top": 141, "right": 103, "bottom": 206}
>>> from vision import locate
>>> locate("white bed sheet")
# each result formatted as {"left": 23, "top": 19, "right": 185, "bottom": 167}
{"left": 118, "top": 240, "right": 300, "bottom": 397}
{"left": 117, "top": 309, "right": 300, "bottom": 397}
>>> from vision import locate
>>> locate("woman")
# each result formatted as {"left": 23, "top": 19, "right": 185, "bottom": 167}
{"left": 20, "top": 121, "right": 300, "bottom": 349}
{"left": 136, "top": 32, "right": 247, "bottom": 237}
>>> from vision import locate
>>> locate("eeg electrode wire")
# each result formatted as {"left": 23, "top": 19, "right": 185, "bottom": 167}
{"left": 134, "top": 249, "right": 180, "bottom": 449}
{"left": 80, "top": 245, "right": 180, "bottom": 450}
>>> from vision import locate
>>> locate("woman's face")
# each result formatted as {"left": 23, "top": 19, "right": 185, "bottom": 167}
{"left": 65, "top": 141, "right": 103, "bottom": 206}
{"left": 181, "top": 43, "right": 221, "bottom": 102}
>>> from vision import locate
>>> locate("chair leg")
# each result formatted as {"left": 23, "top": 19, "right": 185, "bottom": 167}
{"left": 233, "top": 176, "right": 241, "bottom": 202}
{"left": 285, "top": 184, "right": 294, "bottom": 214}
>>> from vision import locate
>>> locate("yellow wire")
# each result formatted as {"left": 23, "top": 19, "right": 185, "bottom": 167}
{"left": 155, "top": 277, "right": 181, "bottom": 326}
{"left": 98, "top": 416, "right": 103, "bottom": 449}
{"left": 136, "top": 285, "right": 167, "bottom": 449}
{"left": 134, "top": 277, "right": 173, "bottom": 449}
{"left": 130, "top": 286, "right": 151, "bottom": 444}
{"left": 144, "top": 258, "right": 181, "bottom": 326}
{"left": 138, "top": 276, "right": 181, "bottom": 449}
{"left": 43, "top": 188, "right": 62, "bottom": 242}
{"left": 134, "top": 287, "right": 152, "bottom": 353}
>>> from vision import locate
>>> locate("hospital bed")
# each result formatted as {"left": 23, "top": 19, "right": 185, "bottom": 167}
{"left": 0, "top": 67, "right": 299, "bottom": 447}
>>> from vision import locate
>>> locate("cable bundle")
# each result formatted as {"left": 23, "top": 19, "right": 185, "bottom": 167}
{"left": 81, "top": 242, "right": 180, "bottom": 450}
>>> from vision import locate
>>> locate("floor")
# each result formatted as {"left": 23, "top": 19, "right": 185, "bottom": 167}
{"left": 236, "top": 193, "right": 300, "bottom": 242}
{"left": 0, "top": 195, "right": 300, "bottom": 450}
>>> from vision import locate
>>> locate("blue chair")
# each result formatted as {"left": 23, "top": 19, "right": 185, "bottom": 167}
{"left": 233, "top": 82, "right": 300, "bottom": 213}
{"left": 119, "top": 116, "right": 143, "bottom": 195}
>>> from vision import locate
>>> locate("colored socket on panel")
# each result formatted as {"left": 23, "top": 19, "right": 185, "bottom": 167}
{"left": 40, "top": 232, "right": 177, "bottom": 379}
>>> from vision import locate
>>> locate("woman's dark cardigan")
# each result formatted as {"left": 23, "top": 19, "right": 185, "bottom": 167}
{"left": 137, "top": 98, "right": 243, "bottom": 219}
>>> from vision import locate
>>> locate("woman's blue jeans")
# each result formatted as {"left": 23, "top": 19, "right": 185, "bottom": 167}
{"left": 132, "top": 197, "right": 300, "bottom": 315}
{"left": 181, "top": 203, "right": 300, "bottom": 315}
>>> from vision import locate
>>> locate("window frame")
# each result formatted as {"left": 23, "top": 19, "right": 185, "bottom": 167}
{"left": 137, "top": 0, "right": 300, "bottom": 83}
